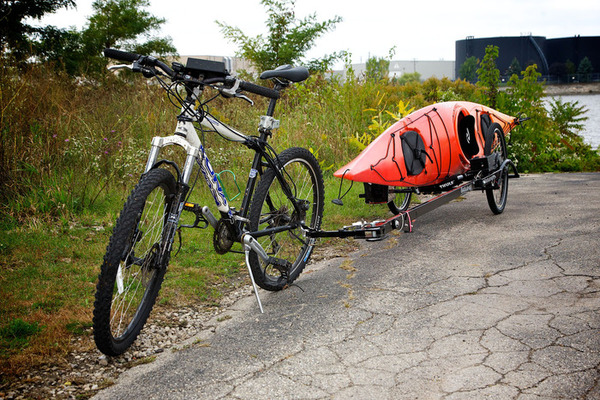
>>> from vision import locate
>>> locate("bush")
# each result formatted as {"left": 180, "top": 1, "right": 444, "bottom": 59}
{"left": 498, "top": 64, "right": 599, "bottom": 172}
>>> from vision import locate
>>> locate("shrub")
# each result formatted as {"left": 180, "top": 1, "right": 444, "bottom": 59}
{"left": 499, "top": 64, "right": 599, "bottom": 172}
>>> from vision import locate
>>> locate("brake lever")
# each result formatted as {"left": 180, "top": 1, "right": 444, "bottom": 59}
{"left": 235, "top": 93, "right": 254, "bottom": 106}
{"left": 220, "top": 78, "right": 240, "bottom": 97}
{"left": 219, "top": 78, "right": 254, "bottom": 106}
{"left": 107, "top": 62, "right": 157, "bottom": 79}
{"left": 107, "top": 64, "right": 133, "bottom": 71}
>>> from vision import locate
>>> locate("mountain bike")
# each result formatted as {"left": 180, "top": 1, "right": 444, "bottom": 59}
{"left": 93, "top": 49, "right": 324, "bottom": 356}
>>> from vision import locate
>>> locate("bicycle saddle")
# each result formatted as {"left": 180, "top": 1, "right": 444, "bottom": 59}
{"left": 260, "top": 65, "right": 309, "bottom": 83}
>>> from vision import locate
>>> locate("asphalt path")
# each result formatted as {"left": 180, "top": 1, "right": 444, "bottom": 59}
{"left": 94, "top": 172, "right": 600, "bottom": 399}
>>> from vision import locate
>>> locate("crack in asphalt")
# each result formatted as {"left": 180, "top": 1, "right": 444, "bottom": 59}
{"left": 222, "top": 233, "right": 600, "bottom": 399}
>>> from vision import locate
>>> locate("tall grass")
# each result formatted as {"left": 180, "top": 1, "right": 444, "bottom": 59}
{"left": 1, "top": 63, "right": 599, "bottom": 375}
{"left": 3, "top": 64, "right": 596, "bottom": 227}
{"left": 1, "top": 66, "right": 168, "bottom": 227}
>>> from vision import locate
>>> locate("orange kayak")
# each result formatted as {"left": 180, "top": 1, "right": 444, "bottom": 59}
{"left": 334, "top": 101, "right": 518, "bottom": 187}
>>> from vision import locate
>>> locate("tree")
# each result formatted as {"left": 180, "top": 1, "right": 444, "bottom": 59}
{"left": 394, "top": 72, "right": 421, "bottom": 86}
{"left": 476, "top": 45, "right": 500, "bottom": 108}
{"left": 1, "top": 0, "right": 176, "bottom": 75}
{"left": 506, "top": 57, "right": 522, "bottom": 78}
{"left": 78, "top": 0, "right": 176, "bottom": 74}
{"left": 365, "top": 46, "right": 396, "bottom": 82}
{"left": 577, "top": 56, "right": 593, "bottom": 82}
{"left": 217, "top": 0, "right": 343, "bottom": 73}
{"left": 70, "top": 0, "right": 176, "bottom": 75}
{"left": 0, "top": 0, "right": 75, "bottom": 59}
{"left": 83, "top": 0, "right": 171, "bottom": 51}
{"left": 365, "top": 56, "right": 390, "bottom": 82}
{"left": 565, "top": 59, "right": 576, "bottom": 75}
{"left": 458, "top": 56, "right": 477, "bottom": 83}
{"left": 32, "top": 25, "right": 83, "bottom": 75}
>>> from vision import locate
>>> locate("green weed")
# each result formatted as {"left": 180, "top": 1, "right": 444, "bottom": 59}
{"left": 0, "top": 319, "right": 43, "bottom": 355}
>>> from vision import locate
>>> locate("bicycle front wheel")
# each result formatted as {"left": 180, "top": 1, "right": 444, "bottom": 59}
{"left": 248, "top": 147, "right": 324, "bottom": 291}
{"left": 93, "top": 168, "right": 176, "bottom": 356}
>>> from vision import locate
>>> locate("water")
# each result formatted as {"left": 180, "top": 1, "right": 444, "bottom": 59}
{"left": 546, "top": 94, "right": 600, "bottom": 149}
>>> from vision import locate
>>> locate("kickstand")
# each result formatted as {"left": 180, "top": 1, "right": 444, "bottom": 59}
{"left": 244, "top": 244, "right": 264, "bottom": 313}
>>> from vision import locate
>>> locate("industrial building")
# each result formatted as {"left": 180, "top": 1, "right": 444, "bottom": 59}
{"left": 185, "top": 34, "right": 598, "bottom": 83}
{"left": 455, "top": 35, "right": 600, "bottom": 81}
{"left": 337, "top": 59, "right": 455, "bottom": 81}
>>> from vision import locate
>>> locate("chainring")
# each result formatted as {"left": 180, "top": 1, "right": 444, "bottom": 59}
{"left": 213, "top": 219, "right": 236, "bottom": 255}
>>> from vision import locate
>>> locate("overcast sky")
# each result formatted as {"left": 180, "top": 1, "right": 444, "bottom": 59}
{"left": 32, "top": 0, "right": 599, "bottom": 67}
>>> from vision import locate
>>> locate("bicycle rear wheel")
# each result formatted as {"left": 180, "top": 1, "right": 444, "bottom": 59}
{"left": 485, "top": 123, "right": 509, "bottom": 215}
{"left": 93, "top": 168, "right": 176, "bottom": 356}
{"left": 248, "top": 147, "right": 324, "bottom": 291}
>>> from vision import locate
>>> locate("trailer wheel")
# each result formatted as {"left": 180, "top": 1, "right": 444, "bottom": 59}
{"left": 388, "top": 188, "right": 412, "bottom": 214}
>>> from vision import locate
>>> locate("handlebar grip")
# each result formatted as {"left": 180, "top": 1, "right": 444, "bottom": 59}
{"left": 103, "top": 48, "right": 141, "bottom": 62}
{"left": 239, "top": 81, "right": 280, "bottom": 99}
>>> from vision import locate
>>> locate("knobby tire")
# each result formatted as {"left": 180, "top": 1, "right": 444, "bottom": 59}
{"left": 485, "top": 123, "right": 509, "bottom": 215}
{"left": 93, "top": 168, "right": 176, "bottom": 356}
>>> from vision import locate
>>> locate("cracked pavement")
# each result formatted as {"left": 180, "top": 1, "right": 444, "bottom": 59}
{"left": 93, "top": 173, "right": 600, "bottom": 399}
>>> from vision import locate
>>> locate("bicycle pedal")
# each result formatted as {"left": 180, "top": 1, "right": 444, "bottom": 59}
{"left": 268, "top": 257, "right": 291, "bottom": 283}
{"left": 180, "top": 202, "right": 209, "bottom": 229}
{"left": 183, "top": 202, "right": 200, "bottom": 212}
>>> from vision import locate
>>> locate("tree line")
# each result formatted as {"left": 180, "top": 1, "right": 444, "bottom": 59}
{"left": 1, "top": 0, "right": 177, "bottom": 75}
{"left": 0, "top": 0, "right": 344, "bottom": 76}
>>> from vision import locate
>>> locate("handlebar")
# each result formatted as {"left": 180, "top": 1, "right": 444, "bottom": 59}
{"left": 238, "top": 81, "right": 279, "bottom": 99}
{"left": 103, "top": 48, "right": 175, "bottom": 78}
{"left": 103, "top": 48, "right": 281, "bottom": 100}
{"left": 103, "top": 48, "right": 139, "bottom": 63}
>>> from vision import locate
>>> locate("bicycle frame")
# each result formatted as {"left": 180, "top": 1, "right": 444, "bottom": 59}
{"left": 94, "top": 49, "right": 324, "bottom": 357}
{"left": 144, "top": 108, "right": 244, "bottom": 211}
{"left": 141, "top": 91, "right": 305, "bottom": 310}
{"left": 95, "top": 49, "right": 525, "bottom": 360}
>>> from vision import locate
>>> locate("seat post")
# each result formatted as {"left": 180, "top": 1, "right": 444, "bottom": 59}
{"left": 266, "top": 82, "right": 285, "bottom": 117}
{"left": 266, "top": 98, "right": 278, "bottom": 117}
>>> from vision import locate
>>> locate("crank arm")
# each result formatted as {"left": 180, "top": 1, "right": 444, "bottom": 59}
{"left": 181, "top": 202, "right": 218, "bottom": 229}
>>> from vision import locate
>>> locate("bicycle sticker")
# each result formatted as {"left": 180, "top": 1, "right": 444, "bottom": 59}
{"left": 249, "top": 168, "right": 258, "bottom": 178}
{"left": 303, "top": 246, "right": 313, "bottom": 263}
{"left": 198, "top": 145, "right": 231, "bottom": 215}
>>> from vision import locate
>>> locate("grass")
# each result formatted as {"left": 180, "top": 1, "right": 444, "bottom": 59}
{"left": 0, "top": 319, "right": 42, "bottom": 356}
{"left": 0, "top": 215, "right": 107, "bottom": 371}
{"left": 0, "top": 168, "right": 393, "bottom": 376}
{"left": 1, "top": 62, "right": 598, "bottom": 378}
